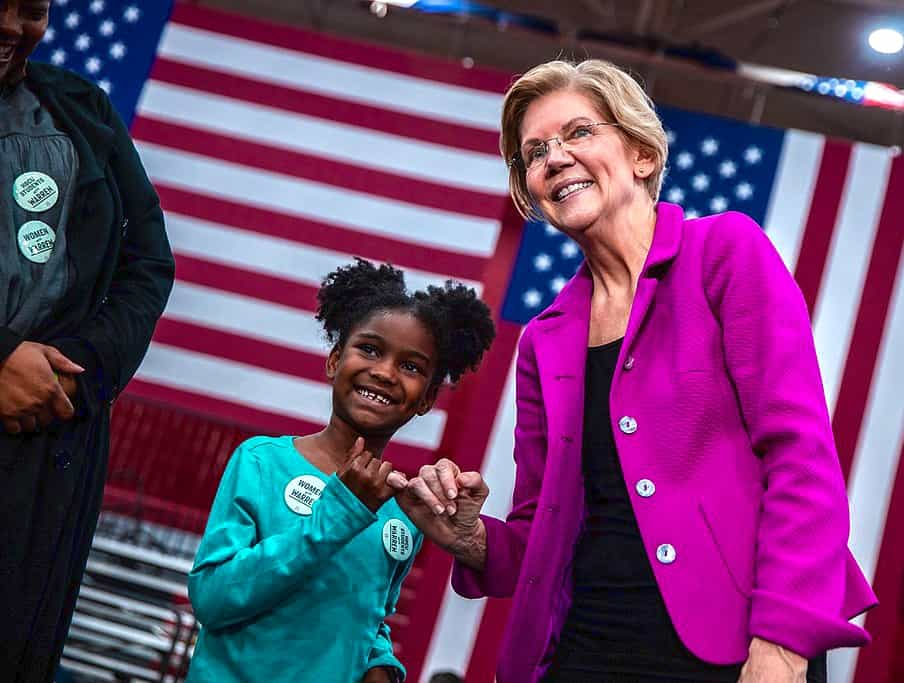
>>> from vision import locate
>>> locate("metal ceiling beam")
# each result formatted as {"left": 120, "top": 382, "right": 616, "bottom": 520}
{"left": 678, "top": 0, "right": 792, "bottom": 42}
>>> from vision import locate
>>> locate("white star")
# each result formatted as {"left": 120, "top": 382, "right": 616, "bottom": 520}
{"left": 691, "top": 173, "right": 710, "bottom": 192}
{"left": 123, "top": 6, "right": 141, "bottom": 23}
{"left": 74, "top": 34, "right": 91, "bottom": 51}
{"left": 42, "top": 27, "right": 55, "bottom": 43}
{"left": 735, "top": 182, "right": 754, "bottom": 200}
{"left": 744, "top": 146, "right": 763, "bottom": 164}
{"left": 65, "top": 12, "right": 81, "bottom": 29}
{"left": 718, "top": 160, "right": 737, "bottom": 178}
{"left": 89, "top": 0, "right": 105, "bottom": 14}
{"left": 544, "top": 223, "right": 559, "bottom": 236}
{"left": 56, "top": 0, "right": 69, "bottom": 5}
{"left": 550, "top": 277, "right": 567, "bottom": 293}
{"left": 85, "top": 57, "right": 103, "bottom": 74}
{"left": 701, "top": 138, "right": 719, "bottom": 156}
{"left": 852, "top": 86, "right": 865, "bottom": 100}
{"left": 50, "top": 49, "right": 67, "bottom": 65}
{"left": 666, "top": 186, "right": 685, "bottom": 203}
{"left": 834, "top": 84, "right": 848, "bottom": 97}
{"left": 685, "top": 208, "right": 700, "bottom": 219}
{"left": 98, "top": 79, "right": 112, "bottom": 93}
{"left": 675, "top": 151, "right": 694, "bottom": 170}
{"left": 534, "top": 253, "right": 553, "bottom": 272}
{"left": 99, "top": 20, "right": 116, "bottom": 36}
{"left": 817, "top": 81, "right": 831, "bottom": 95}
{"left": 523, "top": 289, "right": 542, "bottom": 308}
{"left": 666, "top": 129, "right": 676, "bottom": 145}
{"left": 109, "top": 42, "right": 126, "bottom": 60}
{"left": 710, "top": 195, "right": 729, "bottom": 212}
{"left": 560, "top": 241, "right": 579, "bottom": 258}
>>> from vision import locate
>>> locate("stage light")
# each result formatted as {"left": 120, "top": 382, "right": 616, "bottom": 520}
{"left": 868, "top": 28, "right": 904, "bottom": 55}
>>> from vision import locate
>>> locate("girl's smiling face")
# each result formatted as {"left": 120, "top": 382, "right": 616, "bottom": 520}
{"left": 0, "top": 0, "right": 50, "bottom": 86}
{"left": 327, "top": 309, "right": 439, "bottom": 437}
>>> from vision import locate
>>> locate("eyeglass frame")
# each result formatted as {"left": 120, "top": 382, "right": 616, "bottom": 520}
{"left": 508, "top": 121, "right": 620, "bottom": 172}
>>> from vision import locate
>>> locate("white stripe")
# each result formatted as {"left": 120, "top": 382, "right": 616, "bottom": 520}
{"left": 135, "top": 344, "right": 447, "bottom": 450}
{"left": 830, "top": 254, "right": 904, "bottom": 683}
{"left": 420, "top": 352, "right": 519, "bottom": 681}
{"left": 163, "top": 281, "right": 327, "bottom": 356}
{"left": 812, "top": 143, "right": 892, "bottom": 414}
{"left": 763, "top": 130, "right": 823, "bottom": 273}
{"left": 165, "top": 211, "right": 484, "bottom": 296}
{"left": 159, "top": 24, "right": 502, "bottom": 130}
{"left": 137, "top": 81, "right": 508, "bottom": 195}
{"left": 137, "top": 142, "right": 500, "bottom": 258}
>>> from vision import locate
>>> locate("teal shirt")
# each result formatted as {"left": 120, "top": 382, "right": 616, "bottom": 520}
{"left": 186, "top": 436, "right": 423, "bottom": 682}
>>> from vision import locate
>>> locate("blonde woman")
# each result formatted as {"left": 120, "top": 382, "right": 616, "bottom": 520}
{"left": 394, "top": 59, "right": 876, "bottom": 682}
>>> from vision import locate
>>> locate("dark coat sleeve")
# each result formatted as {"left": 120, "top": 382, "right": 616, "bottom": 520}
{"left": 50, "top": 88, "right": 174, "bottom": 416}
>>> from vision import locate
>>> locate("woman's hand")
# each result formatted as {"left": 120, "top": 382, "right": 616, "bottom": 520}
{"left": 0, "top": 342, "right": 84, "bottom": 433}
{"left": 738, "top": 637, "right": 807, "bottom": 683}
{"left": 389, "top": 458, "right": 489, "bottom": 569}
{"left": 338, "top": 437, "right": 396, "bottom": 513}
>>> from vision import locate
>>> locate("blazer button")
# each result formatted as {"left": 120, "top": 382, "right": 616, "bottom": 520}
{"left": 618, "top": 416, "right": 638, "bottom": 434}
{"left": 54, "top": 450, "right": 72, "bottom": 470}
{"left": 656, "top": 544, "right": 676, "bottom": 564}
{"left": 623, "top": 355, "right": 635, "bottom": 371}
{"left": 636, "top": 479, "right": 655, "bottom": 497}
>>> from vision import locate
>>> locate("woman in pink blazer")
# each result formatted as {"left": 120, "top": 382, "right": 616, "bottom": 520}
{"left": 393, "top": 59, "right": 876, "bottom": 682}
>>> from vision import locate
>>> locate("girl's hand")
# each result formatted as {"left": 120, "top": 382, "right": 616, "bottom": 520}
{"left": 361, "top": 666, "right": 393, "bottom": 683}
{"left": 391, "top": 458, "right": 489, "bottom": 557}
{"left": 738, "top": 637, "right": 807, "bottom": 683}
{"left": 338, "top": 437, "right": 395, "bottom": 513}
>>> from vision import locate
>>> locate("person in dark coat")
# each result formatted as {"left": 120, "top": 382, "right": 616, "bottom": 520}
{"left": 0, "top": 3, "right": 174, "bottom": 680}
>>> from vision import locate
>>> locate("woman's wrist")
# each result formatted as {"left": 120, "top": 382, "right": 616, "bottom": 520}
{"left": 447, "top": 518, "right": 487, "bottom": 571}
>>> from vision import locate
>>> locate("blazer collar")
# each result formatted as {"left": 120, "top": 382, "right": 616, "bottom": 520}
{"left": 536, "top": 201, "right": 685, "bottom": 323}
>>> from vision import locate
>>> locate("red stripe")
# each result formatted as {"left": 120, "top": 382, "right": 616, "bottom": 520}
{"left": 148, "top": 58, "right": 501, "bottom": 156}
{"left": 832, "top": 155, "right": 904, "bottom": 481}
{"left": 174, "top": 253, "right": 319, "bottom": 313}
{"left": 124, "top": 380, "right": 438, "bottom": 474}
{"left": 400, "top": 206, "right": 525, "bottom": 682}
{"left": 793, "top": 141, "right": 851, "bottom": 314}
{"left": 156, "top": 186, "right": 489, "bottom": 283}
{"left": 853, "top": 440, "right": 904, "bottom": 683}
{"left": 152, "top": 318, "right": 455, "bottom": 413}
{"left": 466, "top": 599, "right": 512, "bottom": 682}
{"left": 170, "top": 2, "right": 513, "bottom": 95}
{"left": 133, "top": 117, "right": 506, "bottom": 220}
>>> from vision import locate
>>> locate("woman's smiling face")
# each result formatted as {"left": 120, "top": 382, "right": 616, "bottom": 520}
{"left": 0, "top": 1, "right": 50, "bottom": 86}
{"left": 520, "top": 89, "right": 650, "bottom": 236}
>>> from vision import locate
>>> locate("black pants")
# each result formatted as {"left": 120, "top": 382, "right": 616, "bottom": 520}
{"left": 0, "top": 413, "right": 108, "bottom": 683}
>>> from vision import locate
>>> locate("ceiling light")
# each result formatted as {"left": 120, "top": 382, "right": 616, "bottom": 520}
{"left": 868, "top": 28, "right": 904, "bottom": 55}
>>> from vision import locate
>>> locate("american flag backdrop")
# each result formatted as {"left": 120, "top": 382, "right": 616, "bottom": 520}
{"left": 32, "top": 2, "right": 904, "bottom": 683}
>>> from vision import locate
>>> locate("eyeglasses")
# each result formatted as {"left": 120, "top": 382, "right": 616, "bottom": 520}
{"left": 510, "top": 121, "right": 619, "bottom": 172}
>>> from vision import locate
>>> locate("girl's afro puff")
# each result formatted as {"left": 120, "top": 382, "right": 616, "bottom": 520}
{"left": 315, "top": 258, "right": 495, "bottom": 385}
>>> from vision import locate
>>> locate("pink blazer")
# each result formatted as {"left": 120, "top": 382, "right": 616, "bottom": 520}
{"left": 452, "top": 203, "right": 877, "bottom": 683}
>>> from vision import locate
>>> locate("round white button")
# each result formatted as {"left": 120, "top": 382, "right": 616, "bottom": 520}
{"left": 17, "top": 221, "right": 56, "bottom": 264}
{"left": 13, "top": 171, "right": 59, "bottom": 212}
{"left": 382, "top": 519, "right": 414, "bottom": 561}
{"left": 656, "top": 543, "right": 676, "bottom": 564}
{"left": 623, "top": 356, "right": 635, "bottom": 371}
{"left": 618, "top": 416, "right": 638, "bottom": 434}
{"left": 636, "top": 479, "right": 655, "bottom": 497}
{"left": 283, "top": 474, "right": 326, "bottom": 515}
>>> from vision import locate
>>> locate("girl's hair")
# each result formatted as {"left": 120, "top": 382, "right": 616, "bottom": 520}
{"left": 316, "top": 258, "right": 496, "bottom": 385}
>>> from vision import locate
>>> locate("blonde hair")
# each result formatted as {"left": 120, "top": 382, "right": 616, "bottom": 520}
{"left": 501, "top": 59, "right": 669, "bottom": 220}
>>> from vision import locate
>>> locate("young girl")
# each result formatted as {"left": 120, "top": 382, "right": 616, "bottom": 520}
{"left": 185, "top": 259, "right": 495, "bottom": 683}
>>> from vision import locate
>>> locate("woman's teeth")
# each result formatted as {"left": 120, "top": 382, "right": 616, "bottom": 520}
{"left": 555, "top": 181, "right": 592, "bottom": 201}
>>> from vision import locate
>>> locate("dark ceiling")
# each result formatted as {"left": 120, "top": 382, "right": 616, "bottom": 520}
{"left": 195, "top": 0, "right": 904, "bottom": 146}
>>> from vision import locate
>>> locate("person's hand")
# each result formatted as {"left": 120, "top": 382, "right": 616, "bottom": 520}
{"left": 361, "top": 666, "right": 393, "bottom": 683}
{"left": 738, "top": 637, "right": 807, "bottom": 683}
{"left": 0, "top": 342, "right": 84, "bottom": 434}
{"left": 338, "top": 437, "right": 395, "bottom": 513}
{"left": 389, "top": 458, "right": 489, "bottom": 554}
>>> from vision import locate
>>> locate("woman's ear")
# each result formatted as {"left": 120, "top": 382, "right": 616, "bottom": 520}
{"left": 325, "top": 345, "right": 341, "bottom": 380}
{"left": 417, "top": 384, "right": 441, "bottom": 416}
{"left": 633, "top": 146, "right": 656, "bottom": 178}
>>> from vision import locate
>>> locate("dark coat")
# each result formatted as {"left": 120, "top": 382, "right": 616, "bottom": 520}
{"left": 0, "top": 63, "right": 174, "bottom": 682}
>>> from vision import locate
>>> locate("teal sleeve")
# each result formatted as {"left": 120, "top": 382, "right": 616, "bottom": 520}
{"left": 188, "top": 450, "right": 376, "bottom": 631}
{"left": 366, "top": 533, "right": 424, "bottom": 680}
